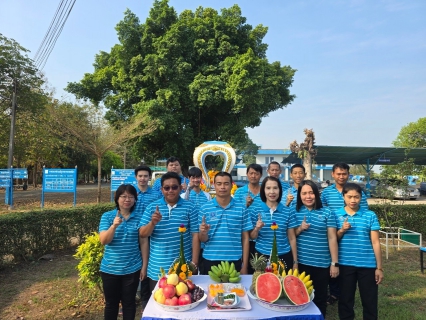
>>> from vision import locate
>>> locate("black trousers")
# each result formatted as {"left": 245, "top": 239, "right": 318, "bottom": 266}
{"left": 100, "top": 270, "right": 140, "bottom": 320}
{"left": 338, "top": 265, "right": 378, "bottom": 320}
{"left": 139, "top": 277, "right": 151, "bottom": 302}
{"left": 200, "top": 258, "right": 242, "bottom": 275}
{"left": 298, "top": 263, "right": 329, "bottom": 318}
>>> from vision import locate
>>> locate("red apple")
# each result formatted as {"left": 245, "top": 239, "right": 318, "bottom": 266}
{"left": 165, "top": 296, "right": 179, "bottom": 306}
{"left": 185, "top": 279, "right": 196, "bottom": 292}
{"left": 163, "top": 284, "right": 176, "bottom": 299}
{"left": 178, "top": 293, "right": 192, "bottom": 306}
{"left": 158, "top": 276, "right": 167, "bottom": 289}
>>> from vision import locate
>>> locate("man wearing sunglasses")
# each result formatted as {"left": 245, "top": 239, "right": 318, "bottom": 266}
{"left": 152, "top": 156, "right": 190, "bottom": 197}
{"left": 198, "top": 172, "right": 252, "bottom": 276}
{"left": 138, "top": 172, "right": 199, "bottom": 291}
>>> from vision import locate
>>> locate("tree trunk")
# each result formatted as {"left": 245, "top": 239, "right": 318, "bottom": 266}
{"left": 97, "top": 156, "right": 102, "bottom": 203}
{"left": 304, "top": 154, "right": 312, "bottom": 180}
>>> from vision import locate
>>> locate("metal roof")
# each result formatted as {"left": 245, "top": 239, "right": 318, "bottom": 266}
{"left": 281, "top": 146, "right": 426, "bottom": 166}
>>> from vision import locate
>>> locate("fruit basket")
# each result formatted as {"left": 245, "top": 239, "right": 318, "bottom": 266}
{"left": 248, "top": 285, "right": 314, "bottom": 313}
{"left": 153, "top": 288, "right": 207, "bottom": 312}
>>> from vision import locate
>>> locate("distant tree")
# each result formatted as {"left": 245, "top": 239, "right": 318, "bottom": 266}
{"left": 393, "top": 117, "right": 426, "bottom": 148}
{"left": 290, "top": 129, "right": 317, "bottom": 180}
{"left": 46, "top": 102, "right": 157, "bottom": 202}
{"left": 66, "top": 1, "right": 296, "bottom": 166}
{"left": 349, "top": 164, "right": 374, "bottom": 176}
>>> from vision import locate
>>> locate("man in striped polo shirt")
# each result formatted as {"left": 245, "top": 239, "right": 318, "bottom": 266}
{"left": 233, "top": 163, "right": 263, "bottom": 208}
{"left": 199, "top": 172, "right": 252, "bottom": 275}
{"left": 284, "top": 163, "right": 306, "bottom": 207}
{"left": 133, "top": 165, "right": 162, "bottom": 307}
{"left": 152, "top": 156, "right": 189, "bottom": 197}
{"left": 181, "top": 167, "right": 212, "bottom": 206}
{"left": 320, "top": 162, "right": 368, "bottom": 305}
{"left": 267, "top": 161, "right": 291, "bottom": 196}
{"left": 139, "top": 172, "right": 199, "bottom": 291}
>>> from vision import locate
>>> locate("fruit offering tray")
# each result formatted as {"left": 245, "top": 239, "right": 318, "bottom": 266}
{"left": 207, "top": 283, "right": 252, "bottom": 312}
{"left": 247, "top": 285, "right": 314, "bottom": 313}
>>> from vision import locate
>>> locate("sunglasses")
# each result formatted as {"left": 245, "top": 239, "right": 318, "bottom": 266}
{"left": 162, "top": 185, "right": 179, "bottom": 191}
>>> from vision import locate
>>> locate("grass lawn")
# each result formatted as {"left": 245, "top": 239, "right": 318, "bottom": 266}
{"left": 0, "top": 247, "right": 425, "bottom": 319}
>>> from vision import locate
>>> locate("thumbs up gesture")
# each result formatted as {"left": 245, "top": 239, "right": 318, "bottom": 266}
{"left": 255, "top": 213, "right": 265, "bottom": 230}
{"left": 113, "top": 211, "right": 123, "bottom": 227}
{"left": 300, "top": 215, "right": 311, "bottom": 231}
{"left": 199, "top": 215, "right": 211, "bottom": 234}
{"left": 246, "top": 191, "right": 254, "bottom": 208}
{"left": 286, "top": 188, "right": 294, "bottom": 206}
{"left": 342, "top": 217, "right": 351, "bottom": 231}
{"left": 151, "top": 205, "right": 162, "bottom": 226}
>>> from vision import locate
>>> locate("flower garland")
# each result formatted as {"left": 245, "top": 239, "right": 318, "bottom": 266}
{"left": 168, "top": 224, "right": 195, "bottom": 280}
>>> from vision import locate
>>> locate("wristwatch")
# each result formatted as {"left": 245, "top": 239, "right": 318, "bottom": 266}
{"left": 331, "top": 262, "right": 339, "bottom": 267}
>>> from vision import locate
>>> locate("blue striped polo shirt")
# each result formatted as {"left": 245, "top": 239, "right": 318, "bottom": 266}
{"left": 152, "top": 175, "right": 190, "bottom": 197}
{"left": 335, "top": 207, "right": 380, "bottom": 268}
{"left": 281, "top": 181, "right": 291, "bottom": 194}
{"left": 182, "top": 189, "right": 212, "bottom": 207}
{"left": 133, "top": 186, "right": 162, "bottom": 216}
{"left": 248, "top": 202, "right": 298, "bottom": 255}
{"left": 138, "top": 197, "right": 198, "bottom": 280}
{"left": 233, "top": 184, "right": 262, "bottom": 208}
{"left": 99, "top": 208, "right": 143, "bottom": 275}
{"left": 199, "top": 197, "right": 253, "bottom": 261}
{"left": 294, "top": 206, "right": 337, "bottom": 268}
{"left": 321, "top": 184, "right": 368, "bottom": 212}
{"left": 282, "top": 185, "right": 298, "bottom": 207}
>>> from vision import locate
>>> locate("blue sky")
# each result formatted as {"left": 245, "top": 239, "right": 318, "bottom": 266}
{"left": 1, "top": 0, "right": 425, "bottom": 150}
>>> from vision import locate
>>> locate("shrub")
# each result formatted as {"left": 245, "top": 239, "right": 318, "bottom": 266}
{"left": 74, "top": 232, "right": 104, "bottom": 293}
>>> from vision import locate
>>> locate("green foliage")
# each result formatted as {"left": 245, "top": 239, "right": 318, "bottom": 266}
{"left": 370, "top": 204, "right": 426, "bottom": 237}
{"left": 66, "top": 1, "right": 296, "bottom": 166}
{"left": 0, "top": 203, "right": 114, "bottom": 266}
{"left": 393, "top": 117, "right": 426, "bottom": 148}
{"left": 74, "top": 232, "right": 104, "bottom": 293}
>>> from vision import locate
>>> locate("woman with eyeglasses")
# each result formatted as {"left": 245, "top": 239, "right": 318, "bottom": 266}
{"left": 99, "top": 184, "right": 146, "bottom": 320}
{"left": 336, "top": 183, "right": 383, "bottom": 320}
{"left": 293, "top": 180, "right": 339, "bottom": 318}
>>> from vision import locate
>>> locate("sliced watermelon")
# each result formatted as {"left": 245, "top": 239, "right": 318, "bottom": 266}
{"left": 282, "top": 275, "right": 310, "bottom": 305}
{"left": 255, "top": 273, "right": 282, "bottom": 303}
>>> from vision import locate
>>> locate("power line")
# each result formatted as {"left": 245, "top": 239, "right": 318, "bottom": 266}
{"left": 34, "top": 0, "right": 76, "bottom": 70}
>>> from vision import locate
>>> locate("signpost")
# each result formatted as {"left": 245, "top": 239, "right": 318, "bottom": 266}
{"left": 110, "top": 169, "right": 137, "bottom": 201}
{"left": 41, "top": 167, "right": 77, "bottom": 208}
{"left": 0, "top": 168, "right": 28, "bottom": 208}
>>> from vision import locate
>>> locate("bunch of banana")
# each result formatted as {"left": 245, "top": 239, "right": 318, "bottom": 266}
{"left": 281, "top": 269, "right": 314, "bottom": 295}
{"left": 208, "top": 261, "right": 241, "bottom": 283}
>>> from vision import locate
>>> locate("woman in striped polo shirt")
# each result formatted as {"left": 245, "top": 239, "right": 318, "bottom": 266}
{"left": 99, "top": 184, "right": 146, "bottom": 320}
{"left": 336, "top": 183, "right": 383, "bottom": 320}
{"left": 294, "top": 180, "right": 339, "bottom": 317}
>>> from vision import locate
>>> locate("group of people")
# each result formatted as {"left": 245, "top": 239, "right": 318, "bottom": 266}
{"left": 98, "top": 157, "right": 383, "bottom": 320}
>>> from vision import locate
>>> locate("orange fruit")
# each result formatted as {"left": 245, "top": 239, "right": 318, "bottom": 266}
{"left": 231, "top": 288, "right": 245, "bottom": 297}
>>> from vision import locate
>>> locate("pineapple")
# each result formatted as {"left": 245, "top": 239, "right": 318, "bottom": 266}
{"left": 250, "top": 253, "right": 267, "bottom": 291}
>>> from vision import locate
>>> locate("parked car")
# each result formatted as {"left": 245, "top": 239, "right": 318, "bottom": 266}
{"left": 369, "top": 178, "right": 420, "bottom": 200}
{"left": 420, "top": 182, "right": 426, "bottom": 196}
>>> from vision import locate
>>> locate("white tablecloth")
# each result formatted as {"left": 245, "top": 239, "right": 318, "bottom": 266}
{"left": 142, "top": 275, "right": 324, "bottom": 320}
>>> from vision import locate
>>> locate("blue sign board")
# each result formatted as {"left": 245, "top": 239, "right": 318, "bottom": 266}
{"left": 42, "top": 168, "right": 77, "bottom": 207}
{"left": 1, "top": 168, "right": 28, "bottom": 206}
{"left": 110, "top": 169, "right": 137, "bottom": 201}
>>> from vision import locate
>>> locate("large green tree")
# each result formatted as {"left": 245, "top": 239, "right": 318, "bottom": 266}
{"left": 66, "top": 1, "right": 296, "bottom": 166}
{"left": 393, "top": 117, "right": 426, "bottom": 148}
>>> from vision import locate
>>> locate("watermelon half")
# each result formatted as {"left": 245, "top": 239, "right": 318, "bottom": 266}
{"left": 282, "top": 275, "right": 310, "bottom": 305}
{"left": 255, "top": 273, "right": 282, "bottom": 303}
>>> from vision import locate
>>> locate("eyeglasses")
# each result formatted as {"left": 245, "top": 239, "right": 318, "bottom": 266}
{"left": 119, "top": 195, "right": 135, "bottom": 200}
{"left": 163, "top": 185, "right": 179, "bottom": 191}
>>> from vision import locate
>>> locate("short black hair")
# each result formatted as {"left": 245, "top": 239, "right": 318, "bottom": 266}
{"left": 188, "top": 167, "right": 202, "bottom": 178}
{"left": 114, "top": 184, "right": 138, "bottom": 211}
{"left": 214, "top": 171, "right": 233, "bottom": 183}
{"left": 161, "top": 172, "right": 181, "bottom": 186}
{"left": 260, "top": 176, "right": 282, "bottom": 203}
{"left": 290, "top": 163, "right": 305, "bottom": 173}
{"left": 167, "top": 156, "right": 181, "bottom": 166}
{"left": 342, "top": 182, "right": 363, "bottom": 196}
{"left": 267, "top": 161, "right": 281, "bottom": 170}
{"left": 332, "top": 162, "right": 350, "bottom": 172}
{"left": 246, "top": 163, "right": 262, "bottom": 175}
{"left": 296, "top": 180, "right": 323, "bottom": 212}
{"left": 134, "top": 165, "right": 152, "bottom": 177}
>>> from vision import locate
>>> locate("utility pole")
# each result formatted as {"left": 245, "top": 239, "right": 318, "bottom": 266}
{"left": 7, "top": 82, "right": 17, "bottom": 169}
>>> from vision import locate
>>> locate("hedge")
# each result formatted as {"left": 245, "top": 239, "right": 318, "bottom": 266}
{"left": 370, "top": 204, "right": 426, "bottom": 237}
{"left": 0, "top": 203, "right": 114, "bottom": 265}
